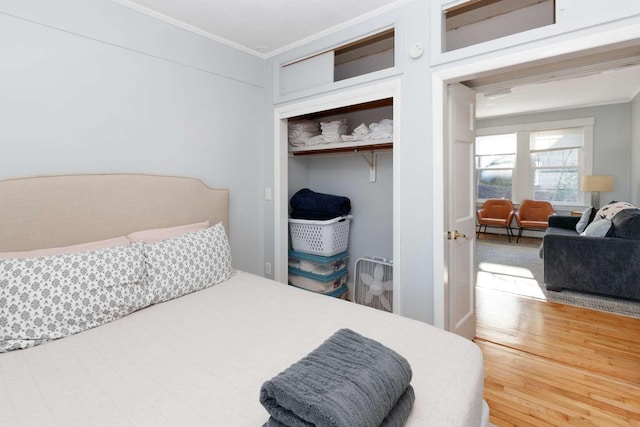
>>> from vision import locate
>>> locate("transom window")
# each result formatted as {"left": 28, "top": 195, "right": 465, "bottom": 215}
{"left": 475, "top": 118, "right": 594, "bottom": 206}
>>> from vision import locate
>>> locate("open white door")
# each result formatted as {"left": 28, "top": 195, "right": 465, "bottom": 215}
{"left": 444, "top": 83, "right": 476, "bottom": 340}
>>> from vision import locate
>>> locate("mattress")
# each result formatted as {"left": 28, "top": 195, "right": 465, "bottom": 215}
{"left": 0, "top": 272, "right": 485, "bottom": 426}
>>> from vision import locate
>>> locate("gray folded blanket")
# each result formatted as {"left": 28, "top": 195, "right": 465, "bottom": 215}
{"left": 259, "top": 328, "right": 414, "bottom": 427}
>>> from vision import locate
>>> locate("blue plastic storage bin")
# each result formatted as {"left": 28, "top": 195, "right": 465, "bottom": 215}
{"left": 289, "top": 282, "right": 348, "bottom": 299}
{"left": 288, "top": 250, "right": 348, "bottom": 277}
{"left": 288, "top": 267, "right": 348, "bottom": 294}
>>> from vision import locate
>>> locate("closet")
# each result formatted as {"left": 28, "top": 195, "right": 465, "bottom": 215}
{"left": 286, "top": 98, "right": 394, "bottom": 301}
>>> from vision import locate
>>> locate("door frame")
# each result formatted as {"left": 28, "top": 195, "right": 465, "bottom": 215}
{"left": 432, "top": 26, "right": 640, "bottom": 329}
{"left": 273, "top": 79, "right": 402, "bottom": 311}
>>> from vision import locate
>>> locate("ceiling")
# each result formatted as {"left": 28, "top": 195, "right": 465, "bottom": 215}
{"left": 114, "top": 0, "right": 640, "bottom": 118}
{"left": 464, "top": 41, "right": 640, "bottom": 118}
{"left": 113, "top": 0, "right": 407, "bottom": 57}
{"left": 474, "top": 65, "right": 640, "bottom": 118}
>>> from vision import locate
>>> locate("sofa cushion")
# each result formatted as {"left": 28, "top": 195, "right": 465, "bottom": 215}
{"left": 611, "top": 208, "right": 640, "bottom": 239}
{"left": 581, "top": 218, "right": 612, "bottom": 237}
{"left": 548, "top": 215, "right": 580, "bottom": 230}
{"left": 546, "top": 226, "right": 579, "bottom": 237}
{"left": 575, "top": 207, "right": 596, "bottom": 233}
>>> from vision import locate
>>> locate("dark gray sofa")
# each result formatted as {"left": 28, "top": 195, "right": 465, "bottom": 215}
{"left": 543, "top": 212, "right": 640, "bottom": 301}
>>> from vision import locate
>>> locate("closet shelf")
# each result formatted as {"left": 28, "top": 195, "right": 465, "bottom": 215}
{"left": 289, "top": 138, "right": 392, "bottom": 156}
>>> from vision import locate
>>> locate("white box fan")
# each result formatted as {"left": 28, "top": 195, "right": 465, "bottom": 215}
{"left": 354, "top": 257, "right": 393, "bottom": 312}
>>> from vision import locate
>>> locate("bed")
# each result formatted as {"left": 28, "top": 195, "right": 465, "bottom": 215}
{"left": 0, "top": 174, "right": 488, "bottom": 427}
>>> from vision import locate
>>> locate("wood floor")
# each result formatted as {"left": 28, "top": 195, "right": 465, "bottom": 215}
{"left": 476, "top": 276, "right": 640, "bottom": 426}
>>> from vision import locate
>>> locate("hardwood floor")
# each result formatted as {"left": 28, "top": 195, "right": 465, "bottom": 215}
{"left": 476, "top": 287, "right": 640, "bottom": 426}
{"left": 474, "top": 233, "right": 640, "bottom": 425}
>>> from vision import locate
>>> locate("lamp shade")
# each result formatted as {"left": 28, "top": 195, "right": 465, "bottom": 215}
{"left": 581, "top": 175, "right": 613, "bottom": 192}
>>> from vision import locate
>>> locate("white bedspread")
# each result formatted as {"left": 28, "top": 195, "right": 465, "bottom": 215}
{"left": 0, "top": 272, "right": 484, "bottom": 427}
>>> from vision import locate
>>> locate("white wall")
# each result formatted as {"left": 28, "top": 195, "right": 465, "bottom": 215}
{"left": 478, "top": 103, "right": 632, "bottom": 205}
{"left": 0, "top": 0, "right": 266, "bottom": 274}
{"left": 301, "top": 152, "right": 394, "bottom": 276}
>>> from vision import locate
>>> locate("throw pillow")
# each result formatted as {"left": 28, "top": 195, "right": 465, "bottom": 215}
{"left": 580, "top": 218, "right": 612, "bottom": 237}
{"left": 575, "top": 207, "right": 596, "bottom": 234}
{"left": 0, "top": 244, "right": 149, "bottom": 353}
{"left": 127, "top": 220, "right": 210, "bottom": 243}
{"left": 143, "top": 222, "right": 232, "bottom": 304}
{"left": 0, "top": 236, "right": 131, "bottom": 259}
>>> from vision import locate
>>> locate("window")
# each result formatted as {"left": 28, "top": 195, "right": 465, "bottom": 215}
{"left": 443, "top": 0, "right": 555, "bottom": 52}
{"left": 530, "top": 127, "right": 582, "bottom": 203}
{"left": 475, "top": 119, "right": 594, "bottom": 206}
{"left": 280, "top": 28, "right": 395, "bottom": 96}
{"left": 334, "top": 29, "right": 394, "bottom": 82}
{"left": 475, "top": 133, "right": 516, "bottom": 199}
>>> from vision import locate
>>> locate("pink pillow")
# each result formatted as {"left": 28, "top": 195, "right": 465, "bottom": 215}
{"left": 0, "top": 236, "right": 131, "bottom": 259}
{"left": 127, "top": 220, "right": 210, "bottom": 243}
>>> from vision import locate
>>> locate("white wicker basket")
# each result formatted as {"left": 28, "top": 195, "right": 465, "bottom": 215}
{"left": 289, "top": 215, "right": 353, "bottom": 256}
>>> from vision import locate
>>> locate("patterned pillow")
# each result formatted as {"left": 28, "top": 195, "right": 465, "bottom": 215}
{"left": 144, "top": 222, "right": 232, "bottom": 304}
{"left": 0, "top": 244, "right": 149, "bottom": 353}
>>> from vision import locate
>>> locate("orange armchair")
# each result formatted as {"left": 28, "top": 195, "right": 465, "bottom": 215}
{"left": 476, "top": 199, "right": 515, "bottom": 242}
{"left": 514, "top": 199, "right": 555, "bottom": 242}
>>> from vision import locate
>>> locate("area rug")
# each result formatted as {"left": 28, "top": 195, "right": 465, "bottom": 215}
{"left": 476, "top": 239, "right": 640, "bottom": 319}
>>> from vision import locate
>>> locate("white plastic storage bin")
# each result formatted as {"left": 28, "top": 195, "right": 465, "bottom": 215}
{"left": 288, "top": 268, "right": 348, "bottom": 294}
{"left": 288, "top": 250, "right": 348, "bottom": 277}
{"left": 289, "top": 215, "right": 353, "bottom": 256}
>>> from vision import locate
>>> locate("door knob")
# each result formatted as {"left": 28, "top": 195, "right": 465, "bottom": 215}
{"left": 448, "top": 230, "right": 469, "bottom": 240}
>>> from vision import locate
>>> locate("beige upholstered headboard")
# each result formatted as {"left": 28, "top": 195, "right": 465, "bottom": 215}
{"left": 0, "top": 174, "right": 229, "bottom": 252}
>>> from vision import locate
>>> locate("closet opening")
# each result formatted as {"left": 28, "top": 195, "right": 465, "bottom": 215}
{"left": 286, "top": 99, "right": 393, "bottom": 303}
{"left": 274, "top": 81, "right": 401, "bottom": 313}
